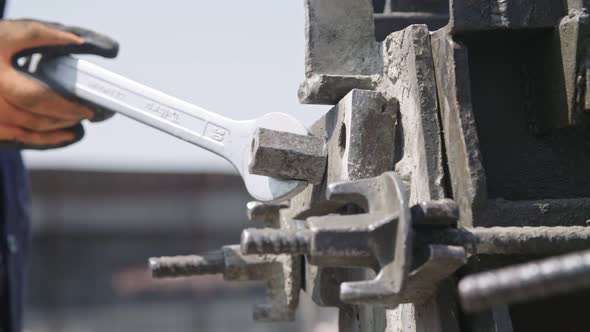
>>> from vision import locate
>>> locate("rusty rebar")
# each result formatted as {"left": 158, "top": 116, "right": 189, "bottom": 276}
{"left": 416, "top": 226, "right": 590, "bottom": 255}
{"left": 459, "top": 248, "right": 590, "bottom": 312}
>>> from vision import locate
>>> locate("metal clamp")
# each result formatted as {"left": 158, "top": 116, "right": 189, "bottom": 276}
{"left": 241, "top": 171, "right": 465, "bottom": 307}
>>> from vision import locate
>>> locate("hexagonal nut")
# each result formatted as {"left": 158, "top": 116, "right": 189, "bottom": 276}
{"left": 249, "top": 128, "right": 327, "bottom": 184}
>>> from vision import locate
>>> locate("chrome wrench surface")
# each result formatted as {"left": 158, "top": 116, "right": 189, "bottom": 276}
{"left": 37, "top": 56, "right": 307, "bottom": 202}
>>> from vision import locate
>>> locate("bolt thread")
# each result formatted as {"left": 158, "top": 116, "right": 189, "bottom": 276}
{"left": 241, "top": 228, "right": 312, "bottom": 255}
{"left": 459, "top": 248, "right": 590, "bottom": 312}
{"left": 149, "top": 251, "right": 225, "bottom": 278}
{"left": 416, "top": 226, "right": 590, "bottom": 255}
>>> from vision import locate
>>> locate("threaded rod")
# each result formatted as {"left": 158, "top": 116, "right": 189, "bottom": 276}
{"left": 459, "top": 248, "right": 590, "bottom": 312}
{"left": 149, "top": 251, "right": 225, "bottom": 278}
{"left": 241, "top": 228, "right": 312, "bottom": 255}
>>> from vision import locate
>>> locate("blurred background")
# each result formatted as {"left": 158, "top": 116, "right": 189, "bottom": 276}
{"left": 6, "top": 1, "right": 335, "bottom": 331}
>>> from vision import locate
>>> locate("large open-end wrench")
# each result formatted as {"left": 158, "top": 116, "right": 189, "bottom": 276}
{"left": 33, "top": 56, "right": 308, "bottom": 202}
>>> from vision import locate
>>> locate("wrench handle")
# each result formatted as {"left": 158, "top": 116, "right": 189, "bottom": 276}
{"left": 36, "top": 56, "right": 236, "bottom": 157}
{"left": 32, "top": 55, "right": 308, "bottom": 202}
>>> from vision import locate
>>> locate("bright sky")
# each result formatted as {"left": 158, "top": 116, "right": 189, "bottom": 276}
{"left": 7, "top": 1, "right": 329, "bottom": 173}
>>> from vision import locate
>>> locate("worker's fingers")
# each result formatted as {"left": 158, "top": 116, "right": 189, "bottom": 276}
{"left": 0, "top": 67, "right": 95, "bottom": 121}
{"left": 0, "top": 20, "right": 83, "bottom": 58}
{"left": 0, "top": 19, "right": 114, "bottom": 149}
{"left": 0, "top": 123, "right": 76, "bottom": 146}
{"left": 0, "top": 95, "right": 78, "bottom": 131}
{"left": 17, "top": 129, "right": 77, "bottom": 146}
{"left": 0, "top": 19, "right": 95, "bottom": 122}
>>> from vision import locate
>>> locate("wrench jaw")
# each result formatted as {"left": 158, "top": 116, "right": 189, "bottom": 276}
{"left": 241, "top": 171, "right": 307, "bottom": 203}
{"left": 240, "top": 113, "right": 311, "bottom": 202}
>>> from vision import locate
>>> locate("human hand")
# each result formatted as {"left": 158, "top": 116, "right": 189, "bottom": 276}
{"left": 0, "top": 19, "right": 118, "bottom": 149}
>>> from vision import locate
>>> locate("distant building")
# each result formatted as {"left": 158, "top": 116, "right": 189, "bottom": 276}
{"left": 25, "top": 170, "right": 335, "bottom": 332}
